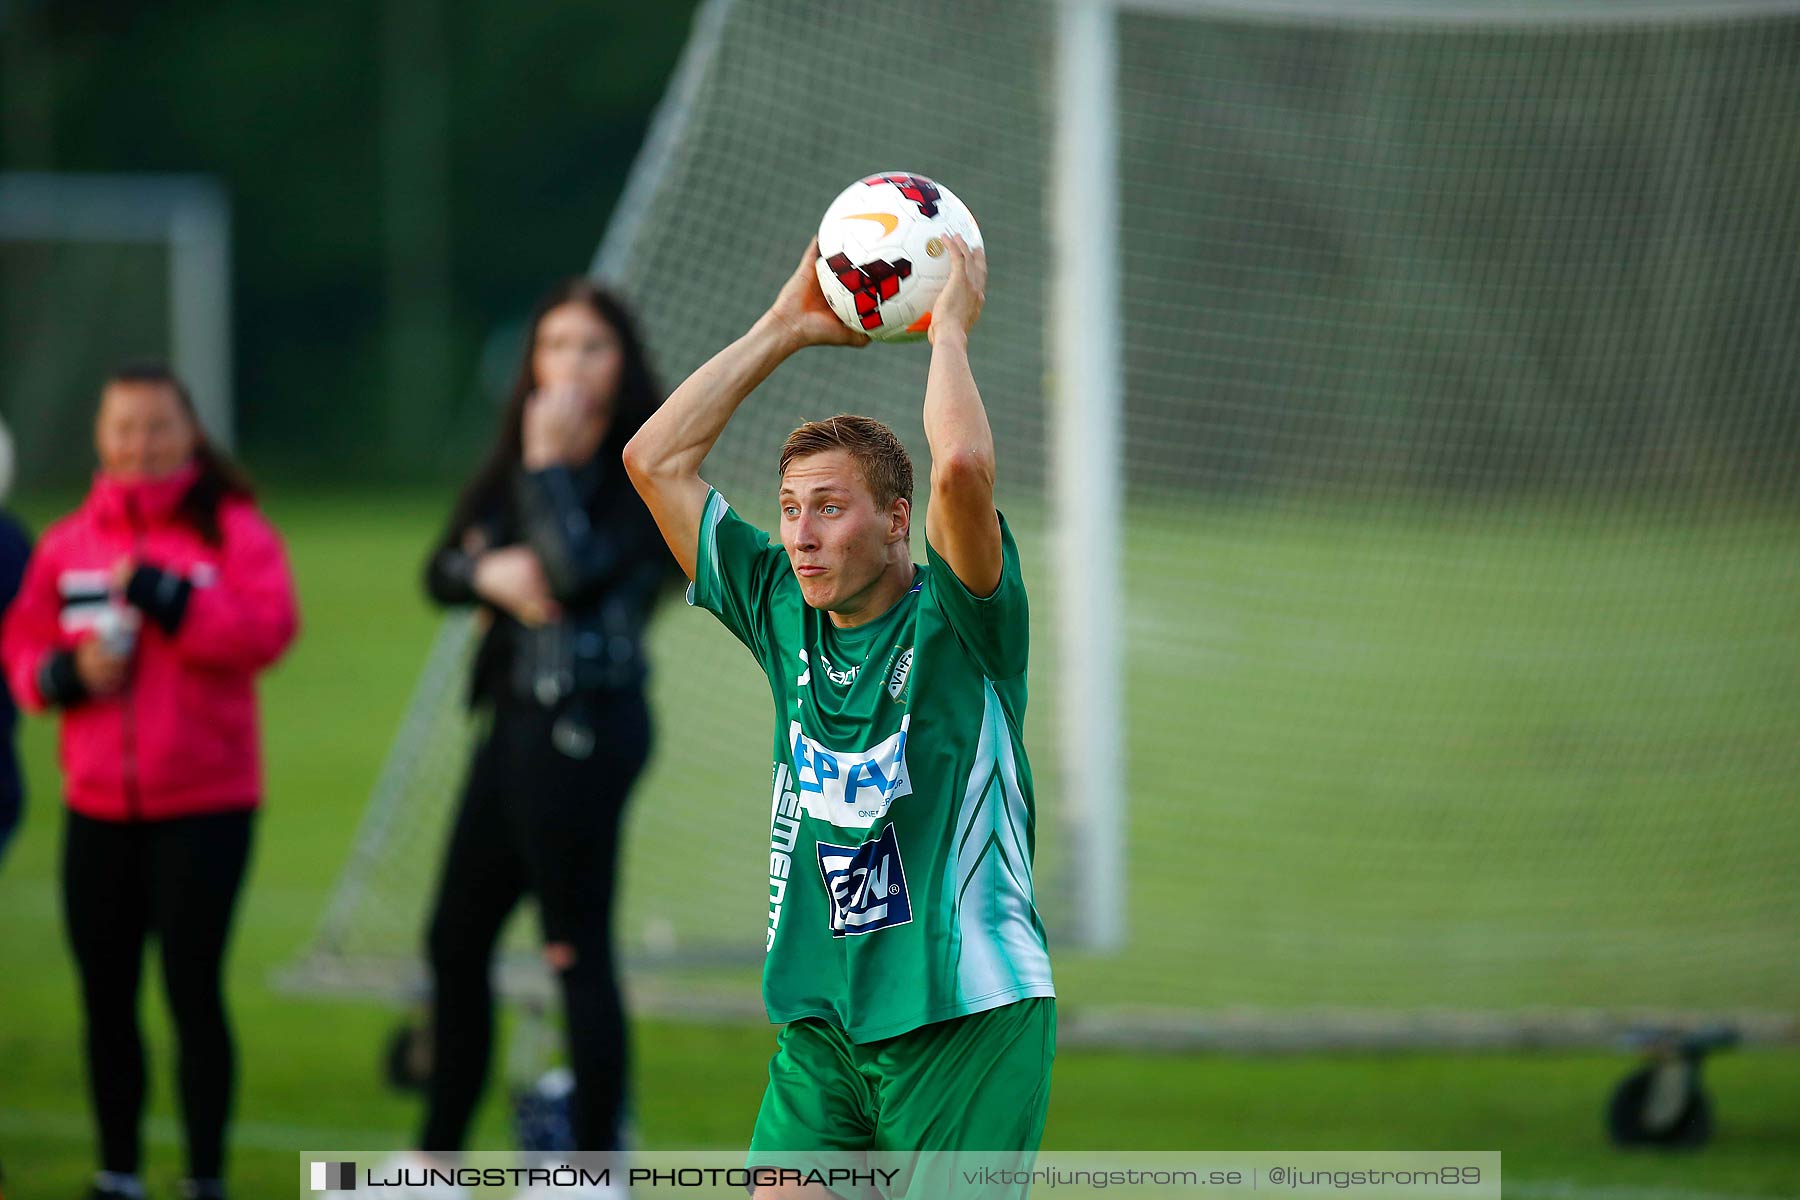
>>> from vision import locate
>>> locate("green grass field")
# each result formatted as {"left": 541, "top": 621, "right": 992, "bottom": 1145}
{"left": 1, "top": 488, "right": 1796, "bottom": 1198}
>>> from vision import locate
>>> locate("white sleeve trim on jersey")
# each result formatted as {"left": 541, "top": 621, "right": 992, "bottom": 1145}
{"left": 947, "top": 679, "right": 1054, "bottom": 1002}
{"left": 686, "top": 488, "right": 732, "bottom": 609}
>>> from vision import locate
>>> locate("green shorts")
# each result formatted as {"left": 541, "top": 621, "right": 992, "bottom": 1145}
{"left": 747, "top": 998, "right": 1055, "bottom": 1196}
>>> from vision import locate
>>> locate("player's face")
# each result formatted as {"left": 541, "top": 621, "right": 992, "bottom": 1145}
{"left": 96, "top": 381, "right": 199, "bottom": 481}
{"left": 780, "top": 449, "right": 907, "bottom": 615}
{"left": 532, "top": 301, "right": 623, "bottom": 443}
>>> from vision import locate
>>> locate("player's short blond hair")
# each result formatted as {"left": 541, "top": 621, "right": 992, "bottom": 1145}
{"left": 779, "top": 414, "right": 914, "bottom": 510}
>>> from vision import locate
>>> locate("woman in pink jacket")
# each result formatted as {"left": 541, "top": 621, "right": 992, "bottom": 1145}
{"left": 1, "top": 362, "right": 299, "bottom": 1200}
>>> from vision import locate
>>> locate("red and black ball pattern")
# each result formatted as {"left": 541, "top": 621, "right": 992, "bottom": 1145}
{"left": 861, "top": 173, "right": 941, "bottom": 218}
{"left": 825, "top": 251, "right": 913, "bottom": 331}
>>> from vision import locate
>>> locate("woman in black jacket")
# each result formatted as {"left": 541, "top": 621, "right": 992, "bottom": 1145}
{"left": 417, "top": 278, "right": 674, "bottom": 1167}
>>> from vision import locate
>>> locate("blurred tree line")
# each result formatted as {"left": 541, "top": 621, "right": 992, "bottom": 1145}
{"left": 1, "top": 0, "right": 699, "bottom": 485}
{"left": 6, "top": 3, "right": 1795, "bottom": 500}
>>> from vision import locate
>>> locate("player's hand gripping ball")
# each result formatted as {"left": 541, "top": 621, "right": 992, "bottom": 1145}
{"left": 815, "top": 172, "right": 983, "bottom": 342}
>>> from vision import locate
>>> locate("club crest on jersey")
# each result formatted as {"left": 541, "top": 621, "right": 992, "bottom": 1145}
{"left": 816, "top": 825, "right": 912, "bottom": 938}
{"left": 887, "top": 647, "right": 913, "bottom": 701}
{"left": 788, "top": 717, "right": 912, "bottom": 827}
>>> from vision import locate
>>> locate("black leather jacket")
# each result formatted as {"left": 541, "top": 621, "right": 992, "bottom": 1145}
{"left": 425, "top": 456, "right": 671, "bottom": 709}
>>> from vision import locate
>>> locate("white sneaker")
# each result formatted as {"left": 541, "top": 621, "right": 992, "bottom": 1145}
{"left": 320, "top": 1152, "right": 469, "bottom": 1200}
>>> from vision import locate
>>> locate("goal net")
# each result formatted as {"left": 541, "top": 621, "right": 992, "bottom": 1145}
{"left": 289, "top": 0, "right": 1800, "bottom": 1048}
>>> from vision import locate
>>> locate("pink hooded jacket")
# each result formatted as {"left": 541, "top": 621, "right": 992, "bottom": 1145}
{"left": 0, "top": 465, "right": 299, "bottom": 821}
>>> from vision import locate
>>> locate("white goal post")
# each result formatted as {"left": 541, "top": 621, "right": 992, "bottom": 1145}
{"left": 0, "top": 171, "right": 234, "bottom": 448}
{"left": 1053, "top": 0, "right": 1128, "bottom": 953}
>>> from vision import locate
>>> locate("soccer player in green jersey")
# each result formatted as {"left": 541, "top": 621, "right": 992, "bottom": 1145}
{"left": 625, "top": 234, "right": 1053, "bottom": 1194}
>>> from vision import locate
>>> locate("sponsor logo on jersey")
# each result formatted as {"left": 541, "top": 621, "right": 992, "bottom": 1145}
{"left": 766, "top": 762, "right": 804, "bottom": 952}
{"left": 816, "top": 825, "right": 912, "bottom": 938}
{"left": 819, "top": 653, "right": 859, "bottom": 687}
{"left": 788, "top": 717, "right": 912, "bottom": 827}
{"left": 886, "top": 646, "right": 913, "bottom": 701}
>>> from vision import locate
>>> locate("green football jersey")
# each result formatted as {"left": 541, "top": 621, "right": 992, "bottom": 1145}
{"left": 690, "top": 487, "right": 1055, "bottom": 1043}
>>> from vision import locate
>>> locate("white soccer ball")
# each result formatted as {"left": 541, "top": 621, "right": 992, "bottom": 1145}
{"left": 814, "top": 172, "right": 983, "bottom": 343}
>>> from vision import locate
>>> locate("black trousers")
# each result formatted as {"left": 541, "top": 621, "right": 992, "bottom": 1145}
{"left": 62, "top": 807, "right": 255, "bottom": 1179}
{"left": 421, "top": 689, "right": 650, "bottom": 1153}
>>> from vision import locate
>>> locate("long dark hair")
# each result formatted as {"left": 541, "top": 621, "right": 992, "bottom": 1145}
{"left": 446, "top": 278, "right": 662, "bottom": 538}
{"left": 104, "top": 360, "right": 254, "bottom": 545}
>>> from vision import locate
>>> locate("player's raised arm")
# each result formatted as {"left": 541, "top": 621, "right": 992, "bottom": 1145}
{"left": 623, "top": 239, "right": 868, "bottom": 580}
{"left": 922, "top": 234, "right": 1003, "bottom": 597}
